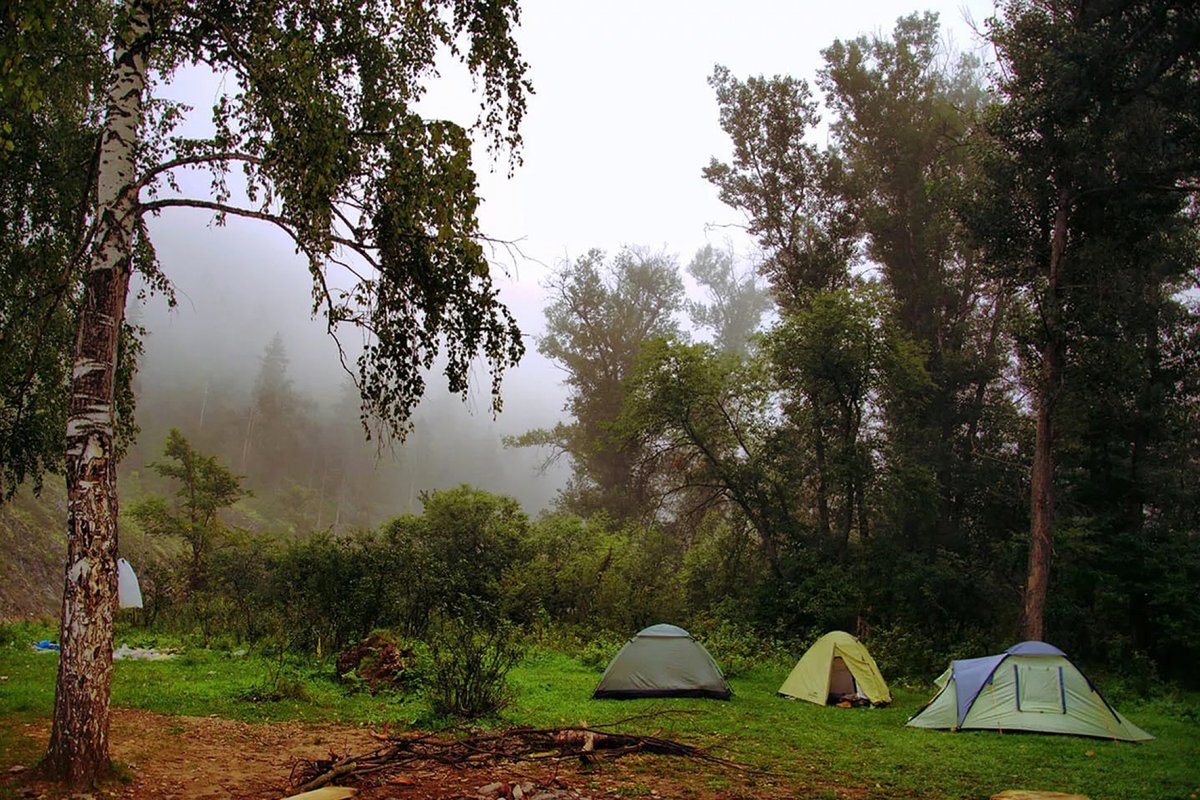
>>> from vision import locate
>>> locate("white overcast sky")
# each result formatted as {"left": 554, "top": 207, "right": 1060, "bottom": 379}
{"left": 141, "top": 0, "right": 996, "bottom": 506}
{"left": 450, "top": 0, "right": 997, "bottom": 332}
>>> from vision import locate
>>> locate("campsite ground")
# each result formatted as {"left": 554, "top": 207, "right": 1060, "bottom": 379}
{"left": 1, "top": 628, "right": 1198, "bottom": 800}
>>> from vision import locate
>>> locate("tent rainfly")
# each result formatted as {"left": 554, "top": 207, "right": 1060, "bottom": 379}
{"left": 906, "top": 641, "right": 1152, "bottom": 741}
{"left": 117, "top": 557, "right": 143, "bottom": 609}
{"left": 592, "top": 624, "right": 732, "bottom": 699}
{"left": 777, "top": 630, "right": 891, "bottom": 706}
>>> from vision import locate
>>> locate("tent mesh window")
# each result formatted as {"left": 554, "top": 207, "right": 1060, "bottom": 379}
{"left": 1015, "top": 663, "right": 1066, "bottom": 714}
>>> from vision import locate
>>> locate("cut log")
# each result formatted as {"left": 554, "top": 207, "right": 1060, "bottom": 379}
{"left": 281, "top": 787, "right": 358, "bottom": 800}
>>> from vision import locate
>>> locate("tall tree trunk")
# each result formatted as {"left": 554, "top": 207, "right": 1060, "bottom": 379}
{"left": 45, "top": 1, "right": 150, "bottom": 786}
{"left": 950, "top": 284, "right": 1010, "bottom": 531}
{"left": 837, "top": 406, "right": 856, "bottom": 555}
{"left": 1022, "top": 190, "right": 1069, "bottom": 642}
{"left": 811, "top": 401, "right": 831, "bottom": 541}
{"left": 1127, "top": 276, "right": 1160, "bottom": 652}
{"left": 856, "top": 476, "right": 869, "bottom": 542}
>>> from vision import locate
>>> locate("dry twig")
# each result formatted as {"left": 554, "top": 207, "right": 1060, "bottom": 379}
{"left": 289, "top": 713, "right": 750, "bottom": 791}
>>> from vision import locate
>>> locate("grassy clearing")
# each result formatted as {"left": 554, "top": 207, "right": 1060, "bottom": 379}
{"left": 506, "top": 651, "right": 1200, "bottom": 800}
{"left": 1, "top": 629, "right": 1196, "bottom": 800}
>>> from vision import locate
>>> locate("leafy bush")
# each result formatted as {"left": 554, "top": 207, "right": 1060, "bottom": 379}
{"left": 269, "top": 530, "right": 397, "bottom": 652}
{"left": 1094, "top": 648, "right": 1165, "bottom": 706}
{"left": 523, "top": 514, "right": 688, "bottom": 634}
{"left": 864, "top": 623, "right": 992, "bottom": 683}
{"left": 0, "top": 620, "right": 55, "bottom": 648}
{"left": 691, "top": 616, "right": 783, "bottom": 678}
{"left": 240, "top": 672, "right": 312, "bottom": 703}
{"left": 578, "top": 634, "right": 624, "bottom": 671}
{"left": 238, "top": 648, "right": 315, "bottom": 703}
{"left": 423, "top": 614, "right": 522, "bottom": 718}
{"left": 383, "top": 486, "right": 532, "bottom": 635}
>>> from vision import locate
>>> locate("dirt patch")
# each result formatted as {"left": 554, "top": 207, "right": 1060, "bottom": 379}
{"left": 2, "top": 709, "right": 799, "bottom": 800}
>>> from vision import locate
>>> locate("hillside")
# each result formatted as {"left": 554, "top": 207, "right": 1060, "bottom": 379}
{"left": 0, "top": 483, "right": 68, "bottom": 619}
{"left": 1, "top": 471, "right": 298, "bottom": 621}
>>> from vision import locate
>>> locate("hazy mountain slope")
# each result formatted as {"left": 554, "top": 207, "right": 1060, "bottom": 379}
{"left": 0, "top": 483, "right": 68, "bottom": 619}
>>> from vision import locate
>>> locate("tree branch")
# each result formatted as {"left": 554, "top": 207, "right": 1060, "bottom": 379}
{"left": 139, "top": 197, "right": 381, "bottom": 271}
{"left": 135, "top": 152, "right": 265, "bottom": 192}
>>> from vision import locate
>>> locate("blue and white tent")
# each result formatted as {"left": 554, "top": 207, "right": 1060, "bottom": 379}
{"left": 906, "top": 641, "right": 1152, "bottom": 741}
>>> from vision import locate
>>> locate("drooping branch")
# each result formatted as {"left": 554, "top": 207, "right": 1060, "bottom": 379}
{"left": 134, "top": 152, "right": 266, "bottom": 192}
{"left": 139, "top": 197, "right": 381, "bottom": 270}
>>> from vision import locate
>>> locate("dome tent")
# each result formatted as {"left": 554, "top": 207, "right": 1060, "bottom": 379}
{"left": 777, "top": 631, "right": 891, "bottom": 706}
{"left": 906, "top": 641, "right": 1152, "bottom": 741}
{"left": 592, "top": 624, "right": 732, "bottom": 699}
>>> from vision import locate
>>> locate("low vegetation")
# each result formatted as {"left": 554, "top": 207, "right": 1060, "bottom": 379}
{"left": 1, "top": 621, "right": 1196, "bottom": 800}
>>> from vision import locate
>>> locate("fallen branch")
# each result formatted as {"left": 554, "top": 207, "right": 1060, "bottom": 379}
{"left": 289, "top": 716, "right": 749, "bottom": 791}
{"left": 292, "top": 760, "right": 357, "bottom": 795}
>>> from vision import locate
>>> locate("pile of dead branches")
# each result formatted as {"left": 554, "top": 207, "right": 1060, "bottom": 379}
{"left": 289, "top": 712, "right": 747, "bottom": 793}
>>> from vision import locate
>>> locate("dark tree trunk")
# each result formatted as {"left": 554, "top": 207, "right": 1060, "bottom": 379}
{"left": 950, "top": 285, "right": 1010, "bottom": 532}
{"left": 1024, "top": 365, "right": 1055, "bottom": 642}
{"left": 45, "top": 1, "right": 150, "bottom": 785}
{"left": 811, "top": 404, "right": 831, "bottom": 541}
{"left": 856, "top": 478, "right": 869, "bottom": 542}
{"left": 1022, "top": 191, "right": 1069, "bottom": 642}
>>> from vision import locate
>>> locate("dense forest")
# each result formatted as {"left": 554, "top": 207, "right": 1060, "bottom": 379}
{"left": 2, "top": 0, "right": 1199, "bottom": 787}
{"left": 90, "top": 6, "right": 1198, "bottom": 685}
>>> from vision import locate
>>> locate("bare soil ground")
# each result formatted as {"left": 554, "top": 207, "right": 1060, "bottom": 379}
{"left": 3, "top": 709, "right": 799, "bottom": 800}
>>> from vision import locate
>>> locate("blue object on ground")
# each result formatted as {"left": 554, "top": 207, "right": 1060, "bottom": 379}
{"left": 33, "top": 640, "right": 60, "bottom": 651}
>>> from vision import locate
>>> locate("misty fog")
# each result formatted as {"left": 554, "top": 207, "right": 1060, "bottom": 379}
{"left": 128, "top": 210, "right": 572, "bottom": 522}
{"left": 120, "top": 0, "right": 994, "bottom": 530}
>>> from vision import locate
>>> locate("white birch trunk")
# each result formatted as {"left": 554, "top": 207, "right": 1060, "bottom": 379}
{"left": 46, "top": 0, "right": 153, "bottom": 785}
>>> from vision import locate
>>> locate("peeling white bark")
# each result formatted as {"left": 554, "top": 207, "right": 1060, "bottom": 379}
{"left": 82, "top": 437, "right": 105, "bottom": 463}
{"left": 72, "top": 359, "right": 109, "bottom": 380}
{"left": 48, "top": 0, "right": 156, "bottom": 787}
{"left": 65, "top": 407, "right": 112, "bottom": 436}
{"left": 67, "top": 557, "right": 91, "bottom": 583}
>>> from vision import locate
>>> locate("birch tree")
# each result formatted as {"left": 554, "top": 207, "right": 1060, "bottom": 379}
{"left": 6, "top": 0, "right": 531, "bottom": 785}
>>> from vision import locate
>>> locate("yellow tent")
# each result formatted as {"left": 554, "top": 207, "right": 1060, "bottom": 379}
{"left": 778, "top": 631, "right": 891, "bottom": 706}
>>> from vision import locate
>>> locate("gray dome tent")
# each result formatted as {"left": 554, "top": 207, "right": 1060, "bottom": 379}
{"left": 592, "top": 624, "right": 732, "bottom": 699}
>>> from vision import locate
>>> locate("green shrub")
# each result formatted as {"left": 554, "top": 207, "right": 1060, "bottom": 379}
{"left": 240, "top": 672, "right": 312, "bottom": 703}
{"left": 423, "top": 614, "right": 522, "bottom": 718}
{"left": 864, "top": 623, "right": 991, "bottom": 682}
{"left": 691, "top": 616, "right": 783, "bottom": 678}
{"left": 0, "top": 620, "right": 55, "bottom": 649}
{"left": 1094, "top": 649, "right": 1165, "bottom": 706}
{"left": 578, "top": 634, "right": 623, "bottom": 671}
{"left": 238, "top": 648, "right": 316, "bottom": 703}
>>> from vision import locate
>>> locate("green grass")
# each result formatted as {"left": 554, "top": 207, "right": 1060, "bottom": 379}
{"left": 506, "top": 651, "right": 1200, "bottom": 800}
{"left": 1, "top": 634, "right": 1197, "bottom": 800}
